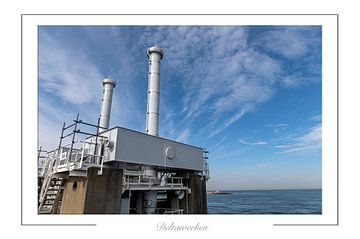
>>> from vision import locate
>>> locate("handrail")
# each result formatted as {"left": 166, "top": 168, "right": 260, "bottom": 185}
{"left": 79, "top": 141, "right": 86, "bottom": 169}
{"left": 38, "top": 115, "right": 111, "bottom": 210}
{"left": 124, "top": 175, "right": 184, "bottom": 189}
{"left": 98, "top": 154, "right": 104, "bottom": 175}
{"left": 164, "top": 209, "right": 184, "bottom": 214}
{"left": 39, "top": 124, "right": 109, "bottom": 176}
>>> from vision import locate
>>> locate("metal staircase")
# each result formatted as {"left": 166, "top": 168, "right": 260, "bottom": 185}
{"left": 38, "top": 114, "right": 108, "bottom": 214}
{"left": 203, "top": 148, "right": 210, "bottom": 180}
{"left": 38, "top": 177, "right": 66, "bottom": 214}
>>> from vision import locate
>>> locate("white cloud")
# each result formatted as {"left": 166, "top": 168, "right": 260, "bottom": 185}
{"left": 277, "top": 124, "right": 322, "bottom": 154}
{"left": 38, "top": 98, "right": 80, "bottom": 149}
{"left": 209, "top": 107, "right": 251, "bottom": 138}
{"left": 252, "top": 27, "right": 321, "bottom": 89}
{"left": 38, "top": 26, "right": 321, "bottom": 148}
{"left": 267, "top": 123, "right": 289, "bottom": 133}
{"left": 38, "top": 27, "right": 149, "bottom": 150}
{"left": 211, "top": 136, "right": 228, "bottom": 149}
{"left": 140, "top": 26, "right": 286, "bottom": 137}
{"left": 213, "top": 79, "right": 274, "bottom": 114}
{"left": 175, "top": 128, "right": 191, "bottom": 143}
{"left": 38, "top": 116, "right": 63, "bottom": 151}
{"left": 39, "top": 31, "right": 103, "bottom": 104}
{"left": 133, "top": 26, "right": 321, "bottom": 139}
{"left": 310, "top": 115, "right": 322, "bottom": 121}
{"left": 254, "top": 27, "right": 316, "bottom": 59}
{"left": 281, "top": 72, "right": 320, "bottom": 88}
{"left": 239, "top": 138, "right": 268, "bottom": 146}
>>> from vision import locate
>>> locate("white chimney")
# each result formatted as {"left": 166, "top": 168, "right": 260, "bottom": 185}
{"left": 144, "top": 47, "right": 163, "bottom": 212}
{"left": 146, "top": 46, "right": 163, "bottom": 136}
{"left": 99, "top": 76, "right": 116, "bottom": 132}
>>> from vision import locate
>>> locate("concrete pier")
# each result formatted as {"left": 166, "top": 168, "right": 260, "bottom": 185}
{"left": 61, "top": 167, "right": 123, "bottom": 214}
{"left": 187, "top": 175, "right": 208, "bottom": 214}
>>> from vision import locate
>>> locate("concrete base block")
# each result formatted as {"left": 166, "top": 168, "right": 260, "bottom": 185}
{"left": 60, "top": 167, "right": 123, "bottom": 214}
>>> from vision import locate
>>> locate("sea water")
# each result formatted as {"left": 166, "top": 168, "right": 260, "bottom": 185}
{"left": 207, "top": 189, "right": 321, "bottom": 214}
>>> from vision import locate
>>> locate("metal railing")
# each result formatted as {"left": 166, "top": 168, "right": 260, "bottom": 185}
{"left": 124, "top": 175, "right": 158, "bottom": 188}
{"left": 164, "top": 209, "right": 184, "bottom": 214}
{"left": 154, "top": 208, "right": 184, "bottom": 214}
{"left": 38, "top": 147, "right": 48, "bottom": 177}
{"left": 38, "top": 155, "right": 51, "bottom": 178}
{"left": 163, "top": 177, "right": 184, "bottom": 188}
{"left": 38, "top": 115, "right": 109, "bottom": 209}
{"left": 38, "top": 145, "right": 105, "bottom": 177}
{"left": 123, "top": 175, "right": 185, "bottom": 190}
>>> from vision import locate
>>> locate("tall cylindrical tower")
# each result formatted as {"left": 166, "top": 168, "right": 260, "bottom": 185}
{"left": 99, "top": 76, "right": 116, "bottom": 132}
{"left": 144, "top": 47, "right": 163, "bottom": 213}
{"left": 146, "top": 46, "right": 163, "bottom": 136}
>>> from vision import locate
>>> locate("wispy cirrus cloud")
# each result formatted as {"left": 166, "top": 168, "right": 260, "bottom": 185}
{"left": 39, "top": 30, "right": 104, "bottom": 105}
{"left": 275, "top": 124, "right": 322, "bottom": 154}
{"left": 267, "top": 123, "right": 289, "bottom": 133}
{"left": 239, "top": 138, "right": 268, "bottom": 146}
{"left": 38, "top": 27, "right": 149, "bottom": 149}
{"left": 133, "top": 26, "right": 321, "bottom": 139}
{"left": 39, "top": 26, "right": 321, "bottom": 150}
{"left": 310, "top": 115, "right": 322, "bottom": 121}
{"left": 252, "top": 26, "right": 321, "bottom": 60}
{"left": 253, "top": 27, "right": 322, "bottom": 88}
{"left": 175, "top": 128, "right": 191, "bottom": 143}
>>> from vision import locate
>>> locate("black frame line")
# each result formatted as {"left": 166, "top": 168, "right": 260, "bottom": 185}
{"left": 21, "top": 13, "right": 339, "bottom": 227}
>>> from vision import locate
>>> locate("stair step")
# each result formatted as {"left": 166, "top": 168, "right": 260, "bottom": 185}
{"left": 39, "top": 175, "right": 66, "bottom": 214}
{"left": 38, "top": 210, "right": 51, "bottom": 214}
{"left": 46, "top": 196, "right": 57, "bottom": 200}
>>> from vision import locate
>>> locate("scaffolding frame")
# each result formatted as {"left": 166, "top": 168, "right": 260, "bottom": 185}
{"left": 38, "top": 114, "right": 109, "bottom": 212}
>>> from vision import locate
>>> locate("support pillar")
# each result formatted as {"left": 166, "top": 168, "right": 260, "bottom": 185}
{"left": 187, "top": 174, "right": 208, "bottom": 214}
{"left": 61, "top": 167, "right": 123, "bottom": 214}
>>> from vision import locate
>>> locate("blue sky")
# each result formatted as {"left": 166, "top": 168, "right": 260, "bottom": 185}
{"left": 38, "top": 26, "right": 322, "bottom": 190}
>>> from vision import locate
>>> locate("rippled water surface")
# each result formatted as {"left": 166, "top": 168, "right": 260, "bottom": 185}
{"left": 207, "top": 189, "right": 321, "bottom": 214}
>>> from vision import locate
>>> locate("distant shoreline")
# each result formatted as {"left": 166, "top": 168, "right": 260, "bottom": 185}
{"left": 207, "top": 191, "right": 231, "bottom": 195}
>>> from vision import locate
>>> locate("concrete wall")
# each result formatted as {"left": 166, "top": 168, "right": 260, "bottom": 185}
{"left": 60, "top": 167, "right": 123, "bottom": 214}
{"left": 60, "top": 168, "right": 206, "bottom": 214}
{"left": 188, "top": 175, "right": 208, "bottom": 214}
{"left": 61, "top": 177, "right": 87, "bottom": 214}
{"left": 83, "top": 167, "right": 123, "bottom": 214}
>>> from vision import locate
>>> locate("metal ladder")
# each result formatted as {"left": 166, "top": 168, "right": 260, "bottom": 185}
{"left": 203, "top": 148, "right": 210, "bottom": 180}
{"left": 38, "top": 152, "right": 57, "bottom": 207}
{"left": 38, "top": 177, "right": 66, "bottom": 214}
{"left": 38, "top": 114, "right": 108, "bottom": 213}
